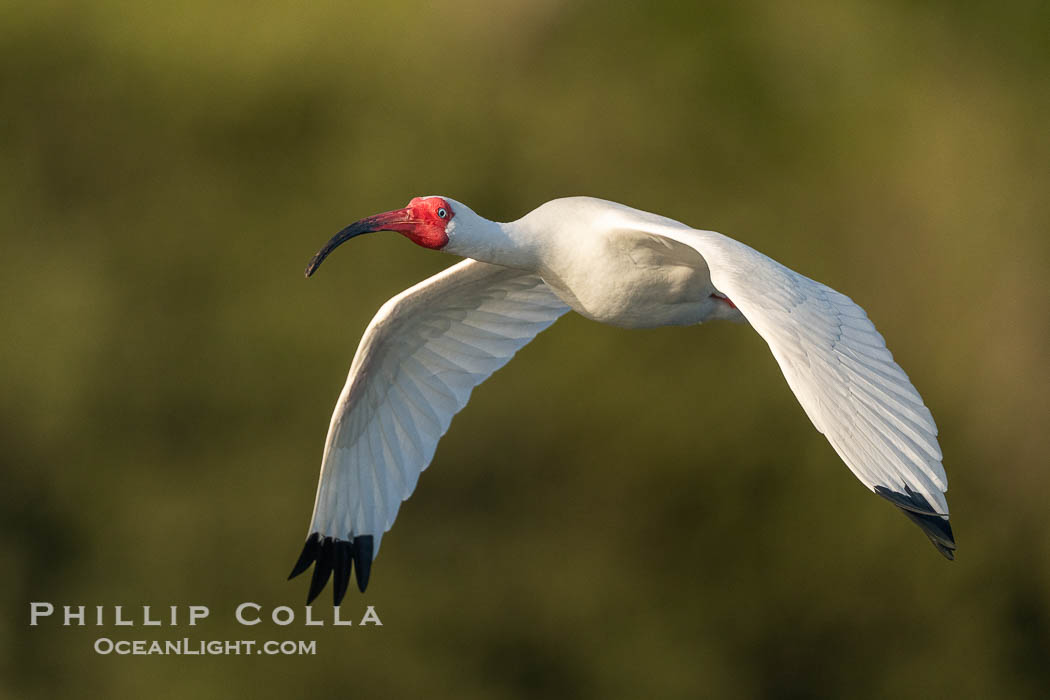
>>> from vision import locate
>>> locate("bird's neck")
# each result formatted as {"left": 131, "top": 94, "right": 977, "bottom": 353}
{"left": 445, "top": 216, "right": 546, "bottom": 272}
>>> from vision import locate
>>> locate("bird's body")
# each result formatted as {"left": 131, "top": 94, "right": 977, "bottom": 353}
{"left": 450, "top": 197, "right": 740, "bottom": 327}
{"left": 290, "top": 195, "right": 955, "bottom": 604}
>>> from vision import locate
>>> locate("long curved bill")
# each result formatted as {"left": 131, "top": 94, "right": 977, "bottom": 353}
{"left": 305, "top": 207, "right": 412, "bottom": 277}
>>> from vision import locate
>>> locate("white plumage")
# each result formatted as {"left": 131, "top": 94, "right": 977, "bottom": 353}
{"left": 311, "top": 261, "right": 568, "bottom": 552}
{"left": 289, "top": 195, "right": 954, "bottom": 604}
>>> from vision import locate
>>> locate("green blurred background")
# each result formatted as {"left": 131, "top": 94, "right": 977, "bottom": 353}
{"left": 3, "top": 0, "right": 1048, "bottom": 697}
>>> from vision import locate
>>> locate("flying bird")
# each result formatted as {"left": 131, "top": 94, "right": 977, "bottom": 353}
{"left": 289, "top": 196, "right": 954, "bottom": 604}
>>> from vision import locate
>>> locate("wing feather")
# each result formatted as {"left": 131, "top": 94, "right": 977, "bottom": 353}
{"left": 631, "top": 219, "right": 954, "bottom": 557}
{"left": 306, "top": 259, "right": 569, "bottom": 557}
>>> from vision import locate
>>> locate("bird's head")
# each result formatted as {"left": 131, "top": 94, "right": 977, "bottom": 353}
{"left": 306, "top": 196, "right": 462, "bottom": 277}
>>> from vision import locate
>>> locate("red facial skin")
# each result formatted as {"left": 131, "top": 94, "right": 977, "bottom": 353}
{"left": 381, "top": 197, "right": 453, "bottom": 249}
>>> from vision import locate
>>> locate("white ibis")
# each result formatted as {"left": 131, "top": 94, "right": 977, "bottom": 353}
{"left": 289, "top": 196, "right": 954, "bottom": 604}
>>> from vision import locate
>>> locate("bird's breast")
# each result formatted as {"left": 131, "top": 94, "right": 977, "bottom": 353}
{"left": 539, "top": 231, "right": 741, "bottom": 328}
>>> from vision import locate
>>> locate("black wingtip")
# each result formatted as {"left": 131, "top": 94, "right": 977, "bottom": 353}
{"left": 306, "top": 536, "right": 335, "bottom": 604}
{"left": 332, "top": 540, "right": 354, "bottom": 606}
{"left": 288, "top": 532, "right": 322, "bottom": 580}
{"left": 291, "top": 533, "right": 374, "bottom": 601}
{"left": 875, "top": 485, "right": 957, "bottom": 560}
{"left": 897, "top": 508, "right": 956, "bottom": 560}
{"left": 353, "top": 535, "right": 374, "bottom": 593}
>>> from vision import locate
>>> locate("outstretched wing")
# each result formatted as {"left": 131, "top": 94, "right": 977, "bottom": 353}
{"left": 290, "top": 260, "right": 570, "bottom": 602}
{"left": 621, "top": 214, "right": 954, "bottom": 559}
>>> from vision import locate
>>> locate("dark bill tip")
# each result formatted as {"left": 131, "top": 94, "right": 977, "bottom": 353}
{"left": 305, "top": 207, "right": 412, "bottom": 278}
{"left": 304, "top": 220, "right": 378, "bottom": 278}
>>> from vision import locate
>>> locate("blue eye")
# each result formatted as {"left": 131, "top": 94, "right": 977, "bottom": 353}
{"left": 437, "top": 207, "right": 448, "bottom": 219}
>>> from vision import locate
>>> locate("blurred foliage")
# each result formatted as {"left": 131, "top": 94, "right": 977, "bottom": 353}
{"left": 2, "top": 0, "right": 1049, "bottom": 698}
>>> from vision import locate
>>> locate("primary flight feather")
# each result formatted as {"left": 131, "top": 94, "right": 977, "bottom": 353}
{"left": 289, "top": 195, "right": 954, "bottom": 604}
